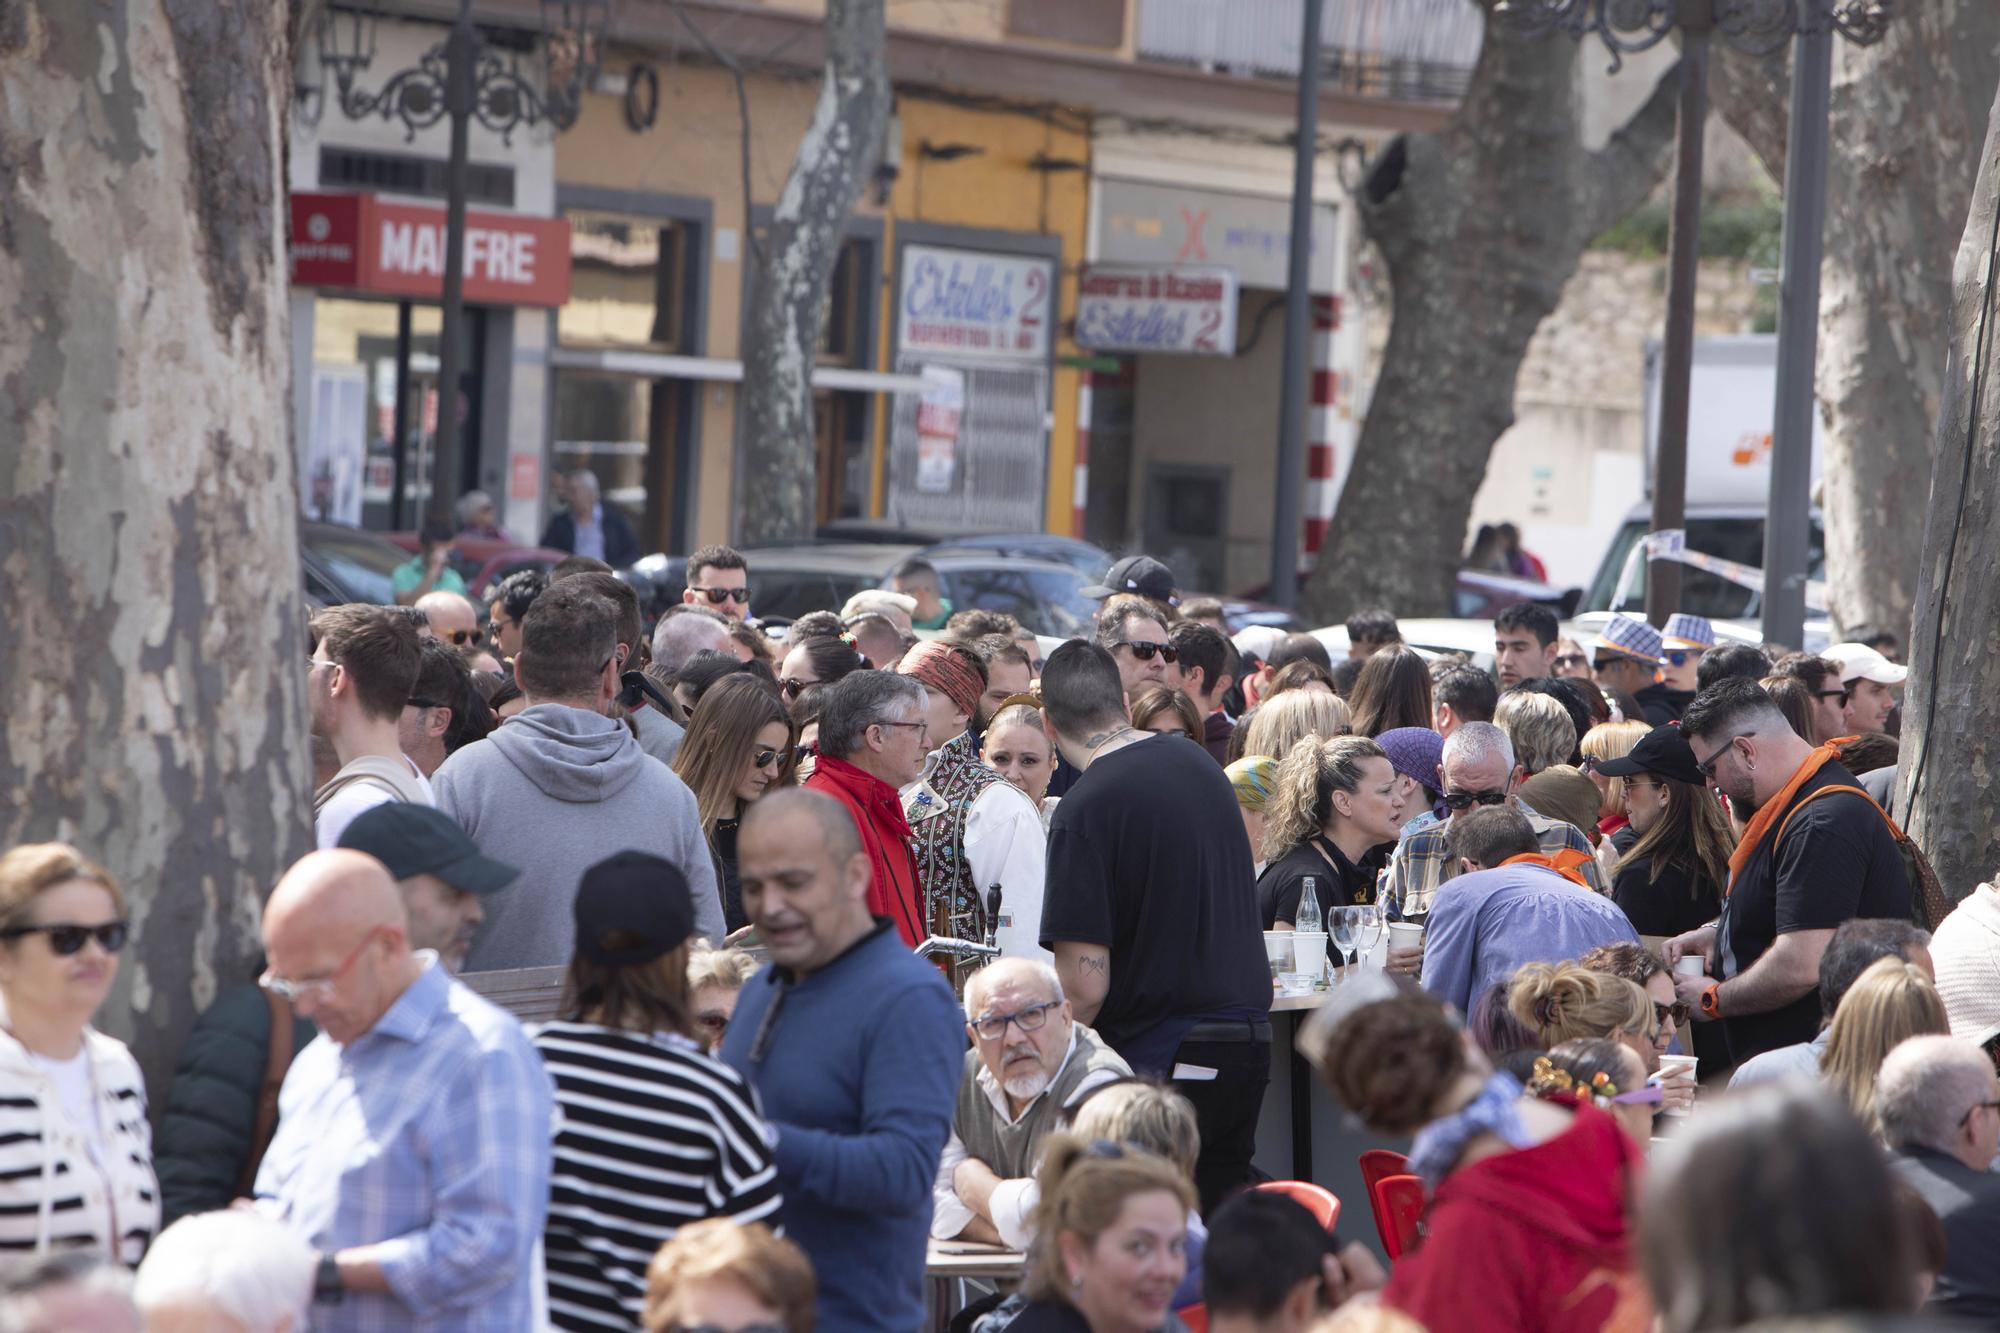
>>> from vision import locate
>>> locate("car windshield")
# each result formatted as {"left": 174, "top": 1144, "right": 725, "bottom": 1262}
{"left": 938, "top": 566, "right": 1096, "bottom": 637}
{"left": 303, "top": 528, "right": 407, "bottom": 606}
{"left": 1583, "top": 517, "right": 1825, "bottom": 620}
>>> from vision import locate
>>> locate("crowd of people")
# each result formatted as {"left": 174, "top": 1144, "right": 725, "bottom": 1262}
{"left": 5, "top": 529, "right": 1994, "bottom": 1333}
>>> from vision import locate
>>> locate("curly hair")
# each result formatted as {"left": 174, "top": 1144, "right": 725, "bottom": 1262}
{"left": 1262, "top": 734, "right": 1390, "bottom": 864}
{"left": 1508, "top": 961, "right": 1655, "bottom": 1048}
{"left": 1311, "top": 992, "right": 1465, "bottom": 1135}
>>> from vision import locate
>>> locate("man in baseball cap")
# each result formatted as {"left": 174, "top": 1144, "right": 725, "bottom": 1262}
{"left": 1082, "top": 555, "right": 1180, "bottom": 615}
{"left": 338, "top": 803, "right": 519, "bottom": 971}
{"left": 1823, "top": 642, "right": 1908, "bottom": 734}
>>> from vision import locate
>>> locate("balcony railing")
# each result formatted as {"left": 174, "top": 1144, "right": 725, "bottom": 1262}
{"left": 1136, "top": 0, "right": 1482, "bottom": 103}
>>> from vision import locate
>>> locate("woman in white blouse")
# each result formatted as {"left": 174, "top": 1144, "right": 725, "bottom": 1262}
{"left": 0, "top": 843, "right": 158, "bottom": 1265}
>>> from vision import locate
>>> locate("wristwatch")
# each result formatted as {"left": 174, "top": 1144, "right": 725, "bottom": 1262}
{"left": 1699, "top": 981, "right": 1723, "bottom": 1019}
{"left": 315, "top": 1252, "right": 345, "bottom": 1305}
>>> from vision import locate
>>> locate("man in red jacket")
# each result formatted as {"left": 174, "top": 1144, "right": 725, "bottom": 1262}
{"left": 804, "top": 670, "right": 931, "bottom": 946}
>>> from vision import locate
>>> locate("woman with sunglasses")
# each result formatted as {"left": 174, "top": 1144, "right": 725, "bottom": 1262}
{"left": 0, "top": 843, "right": 157, "bottom": 1264}
{"left": 1578, "top": 942, "right": 1698, "bottom": 1111}
{"left": 1593, "top": 724, "right": 1732, "bottom": 942}
{"left": 1127, "top": 687, "right": 1203, "bottom": 742}
{"left": 672, "top": 676, "right": 798, "bottom": 936}
{"left": 778, "top": 632, "right": 865, "bottom": 724}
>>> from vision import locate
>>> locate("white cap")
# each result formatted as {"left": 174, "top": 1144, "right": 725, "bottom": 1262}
{"left": 1823, "top": 642, "right": 1908, "bottom": 687}
{"left": 1232, "top": 625, "right": 1286, "bottom": 663}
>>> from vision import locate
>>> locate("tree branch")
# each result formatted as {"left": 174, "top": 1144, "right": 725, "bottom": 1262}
{"left": 1707, "top": 43, "right": 1790, "bottom": 180}
{"left": 1580, "top": 60, "right": 1682, "bottom": 236}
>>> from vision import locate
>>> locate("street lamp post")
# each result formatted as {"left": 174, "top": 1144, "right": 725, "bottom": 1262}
{"left": 1494, "top": 0, "right": 1889, "bottom": 633}
{"left": 1269, "top": 0, "right": 1325, "bottom": 611}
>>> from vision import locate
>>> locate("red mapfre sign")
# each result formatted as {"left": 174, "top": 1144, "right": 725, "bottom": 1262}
{"left": 289, "top": 192, "right": 572, "bottom": 308}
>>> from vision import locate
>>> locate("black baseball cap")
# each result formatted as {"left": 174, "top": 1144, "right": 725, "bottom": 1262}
{"left": 1082, "top": 555, "right": 1179, "bottom": 605}
{"left": 1594, "top": 724, "right": 1704, "bottom": 786}
{"left": 338, "top": 804, "right": 519, "bottom": 895}
{"left": 573, "top": 851, "right": 695, "bottom": 966}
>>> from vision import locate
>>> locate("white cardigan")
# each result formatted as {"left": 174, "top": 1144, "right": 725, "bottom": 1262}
{"left": 0, "top": 1024, "right": 159, "bottom": 1265}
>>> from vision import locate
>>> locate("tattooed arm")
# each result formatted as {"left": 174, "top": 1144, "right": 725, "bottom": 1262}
{"left": 1054, "top": 942, "right": 1111, "bottom": 1026}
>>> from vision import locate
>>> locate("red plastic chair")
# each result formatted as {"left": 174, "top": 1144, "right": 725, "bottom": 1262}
{"left": 1179, "top": 1304, "right": 1209, "bottom": 1333}
{"left": 1359, "top": 1149, "right": 1410, "bottom": 1250}
{"left": 1371, "top": 1173, "right": 1425, "bottom": 1260}
{"left": 1254, "top": 1179, "right": 1341, "bottom": 1234}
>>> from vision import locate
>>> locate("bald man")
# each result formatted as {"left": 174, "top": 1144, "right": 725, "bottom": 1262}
{"left": 251, "top": 851, "right": 553, "bottom": 1330}
{"left": 414, "top": 589, "right": 482, "bottom": 658}
{"left": 720, "top": 791, "right": 964, "bottom": 1333}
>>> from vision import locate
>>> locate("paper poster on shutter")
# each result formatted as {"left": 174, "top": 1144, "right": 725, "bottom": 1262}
{"left": 915, "top": 365, "right": 966, "bottom": 494}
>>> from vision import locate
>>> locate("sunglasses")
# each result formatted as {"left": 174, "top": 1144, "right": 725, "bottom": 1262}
{"left": 691, "top": 586, "right": 752, "bottom": 605}
{"left": 1442, "top": 788, "right": 1509, "bottom": 811}
{"left": 780, "top": 677, "right": 820, "bottom": 700}
{"left": 1692, "top": 733, "right": 1752, "bottom": 781}
{"left": 1817, "top": 688, "right": 1849, "bottom": 704}
{"left": 0, "top": 921, "right": 129, "bottom": 956}
{"left": 1663, "top": 650, "right": 1696, "bottom": 667}
{"left": 1653, "top": 999, "right": 1690, "bottom": 1027}
{"left": 753, "top": 746, "right": 794, "bottom": 770}
{"left": 1553, "top": 653, "right": 1589, "bottom": 670}
{"left": 1114, "top": 640, "right": 1178, "bottom": 664}
{"left": 440, "top": 628, "right": 480, "bottom": 647}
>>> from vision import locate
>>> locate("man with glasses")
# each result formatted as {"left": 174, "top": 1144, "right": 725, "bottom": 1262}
{"left": 682, "top": 543, "right": 753, "bottom": 621}
{"left": 412, "top": 589, "right": 483, "bottom": 660}
{"left": 432, "top": 580, "right": 724, "bottom": 969}
{"left": 309, "top": 604, "right": 432, "bottom": 851}
{"left": 251, "top": 849, "right": 554, "bottom": 1329}
{"left": 1095, "top": 595, "right": 1177, "bottom": 698}
{"left": 1655, "top": 612, "right": 1715, "bottom": 719}
{"left": 931, "top": 958, "right": 1131, "bottom": 1246}
{"left": 1878, "top": 1035, "right": 2000, "bottom": 1323}
{"left": 1380, "top": 722, "right": 1605, "bottom": 935}
{"left": 802, "top": 670, "right": 931, "bottom": 946}
{"left": 1591, "top": 613, "right": 1681, "bottom": 725}
{"left": 482, "top": 567, "right": 547, "bottom": 662}
{"left": 1665, "top": 678, "right": 1912, "bottom": 1066}
{"left": 397, "top": 639, "right": 483, "bottom": 778}
{"left": 721, "top": 790, "right": 962, "bottom": 1333}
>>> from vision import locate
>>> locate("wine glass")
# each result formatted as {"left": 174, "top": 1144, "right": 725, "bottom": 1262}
{"left": 1330, "top": 907, "right": 1359, "bottom": 974}
{"left": 1355, "top": 904, "right": 1384, "bottom": 966}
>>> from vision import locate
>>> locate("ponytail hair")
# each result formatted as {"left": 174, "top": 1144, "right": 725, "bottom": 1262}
{"left": 1262, "top": 734, "right": 1388, "bottom": 864}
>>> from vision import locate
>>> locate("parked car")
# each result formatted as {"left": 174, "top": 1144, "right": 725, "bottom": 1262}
{"left": 382, "top": 532, "right": 570, "bottom": 599}
{"left": 301, "top": 520, "right": 413, "bottom": 609}
{"left": 1309, "top": 618, "right": 1499, "bottom": 673}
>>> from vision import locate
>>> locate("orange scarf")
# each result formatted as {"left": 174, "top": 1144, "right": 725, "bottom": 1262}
{"left": 1723, "top": 738, "right": 1851, "bottom": 894}
{"left": 1501, "top": 850, "right": 1594, "bottom": 888}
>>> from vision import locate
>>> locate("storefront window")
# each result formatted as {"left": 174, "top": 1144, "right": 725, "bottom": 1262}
{"left": 559, "top": 210, "right": 690, "bottom": 350}
{"left": 551, "top": 371, "right": 686, "bottom": 557}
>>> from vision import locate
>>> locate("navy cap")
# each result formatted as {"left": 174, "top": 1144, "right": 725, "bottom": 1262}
{"left": 338, "top": 803, "right": 519, "bottom": 896}
{"left": 573, "top": 851, "right": 696, "bottom": 966}
{"left": 1082, "top": 555, "right": 1179, "bottom": 605}
{"left": 1594, "top": 724, "right": 1704, "bottom": 787}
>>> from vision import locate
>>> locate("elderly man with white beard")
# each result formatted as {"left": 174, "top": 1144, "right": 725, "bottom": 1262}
{"left": 931, "top": 958, "right": 1132, "bottom": 1246}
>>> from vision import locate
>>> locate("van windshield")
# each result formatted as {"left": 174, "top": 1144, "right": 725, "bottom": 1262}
{"left": 1582, "top": 517, "right": 1825, "bottom": 619}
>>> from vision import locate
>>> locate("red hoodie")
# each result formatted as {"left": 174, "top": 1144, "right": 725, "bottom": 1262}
{"left": 1385, "top": 1103, "right": 1651, "bottom": 1333}
{"left": 805, "top": 754, "right": 926, "bottom": 947}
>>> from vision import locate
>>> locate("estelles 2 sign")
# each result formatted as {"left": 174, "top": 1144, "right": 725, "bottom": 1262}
{"left": 289, "top": 192, "right": 573, "bottom": 308}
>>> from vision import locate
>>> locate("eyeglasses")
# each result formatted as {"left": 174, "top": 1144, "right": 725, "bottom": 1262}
{"left": 752, "top": 746, "right": 794, "bottom": 770}
{"left": 1816, "top": 688, "right": 1849, "bottom": 705}
{"left": 440, "top": 628, "right": 480, "bottom": 647}
{"left": 1664, "top": 650, "right": 1697, "bottom": 667}
{"left": 487, "top": 617, "right": 514, "bottom": 641}
{"left": 1691, "top": 734, "right": 1752, "bottom": 781}
{"left": 873, "top": 719, "right": 928, "bottom": 738}
{"left": 691, "top": 586, "right": 752, "bottom": 606}
{"left": 0, "top": 921, "right": 129, "bottom": 956}
{"left": 260, "top": 926, "right": 384, "bottom": 1003}
{"left": 969, "top": 999, "right": 1060, "bottom": 1042}
{"left": 1591, "top": 657, "right": 1630, "bottom": 673}
{"left": 306, "top": 655, "right": 334, "bottom": 674}
{"left": 1113, "top": 640, "right": 1178, "bottom": 664}
{"left": 1961, "top": 1099, "right": 2000, "bottom": 1127}
{"left": 1442, "top": 788, "right": 1509, "bottom": 811}
{"left": 1553, "top": 653, "right": 1589, "bottom": 671}
{"left": 780, "top": 677, "right": 821, "bottom": 700}
{"left": 1653, "top": 999, "right": 1689, "bottom": 1027}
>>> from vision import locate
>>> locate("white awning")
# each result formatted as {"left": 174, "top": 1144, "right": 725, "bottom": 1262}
{"left": 550, "top": 347, "right": 924, "bottom": 395}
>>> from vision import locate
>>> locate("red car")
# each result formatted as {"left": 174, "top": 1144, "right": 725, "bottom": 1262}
{"left": 382, "top": 532, "right": 570, "bottom": 600}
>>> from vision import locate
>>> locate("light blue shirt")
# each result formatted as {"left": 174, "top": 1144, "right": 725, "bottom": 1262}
{"left": 1419, "top": 863, "right": 1641, "bottom": 1015}
{"left": 573, "top": 502, "right": 606, "bottom": 561}
{"left": 254, "top": 954, "right": 555, "bottom": 1330}
{"left": 1728, "top": 1027, "right": 1830, "bottom": 1090}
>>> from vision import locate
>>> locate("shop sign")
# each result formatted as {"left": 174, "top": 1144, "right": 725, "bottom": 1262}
{"left": 898, "top": 245, "right": 1053, "bottom": 362}
{"left": 1075, "top": 265, "right": 1238, "bottom": 356}
{"left": 1096, "top": 179, "right": 1337, "bottom": 293}
{"left": 290, "top": 192, "right": 573, "bottom": 307}
{"left": 914, "top": 365, "right": 965, "bottom": 493}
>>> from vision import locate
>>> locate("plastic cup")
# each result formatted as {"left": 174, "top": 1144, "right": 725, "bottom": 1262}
{"left": 1263, "top": 931, "right": 1294, "bottom": 980}
{"left": 1387, "top": 921, "right": 1425, "bottom": 948}
{"left": 1292, "top": 932, "right": 1329, "bottom": 984}
{"left": 1673, "top": 955, "right": 1706, "bottom": 979}
{"left": 1656, "top": 1054, "right": 1699, "bottom": 1117}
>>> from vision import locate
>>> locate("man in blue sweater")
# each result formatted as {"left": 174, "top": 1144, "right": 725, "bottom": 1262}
{"left": 722, "top": 789, "right": 964, "bottom": 1333}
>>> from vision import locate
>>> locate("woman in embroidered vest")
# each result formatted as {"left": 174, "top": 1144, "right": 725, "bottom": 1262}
{"left": 1257, "top": 735, "right": 1406, "bottom": 928}
{"left": 1311, "top": 977, "right": 1650, "bottom": 1333}
{"left": 672, "top": 676, "right": 798, "bottom": 937}
{"left": 0, "top": 843, "right": 159, "bottom": 1265}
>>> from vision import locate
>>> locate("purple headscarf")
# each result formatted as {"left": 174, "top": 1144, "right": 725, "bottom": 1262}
{"left": 1376, "top": 726, "right": 1448, "bottom": 821}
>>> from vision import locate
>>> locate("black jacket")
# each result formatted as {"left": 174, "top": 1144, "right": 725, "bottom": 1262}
{"left": 540, "top": 506, "right": 640, "bottom": 567}
{"left": 1892, "top": 1146, "right": 2000, "bottom": 1324}
{"left": 152, "top": 980, "right": 316, "bottom": 1224}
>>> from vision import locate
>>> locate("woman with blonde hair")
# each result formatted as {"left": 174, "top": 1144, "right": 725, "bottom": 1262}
{"left": 1237, "top": 690, "right": 1352, "bottom": 767}
{"left": 686, "top": 945, "right": 761, "bottom": 1052}
{"left": 1009, "top": 1133, "right": 1197, "bottom": 1333}
{"left": 1509, "top": 961, "right": 1661, "bottom": 1072}
{"left": 1581, "top": 719, "right": 1650, "bottom": 876}
{"left": 1820, "top": 957, "right": 1949, "bottom": 1134}
{"left": 1129, "top": 687, "right": 1204, "bottom": 741}
{"left": 982, "top": 700, "right": 1059, "bottom": 827}
{"left": 671, "top": 674, "right": 796, "bottom": 934}
{"left": 1258, "top": 735, "right": 1405, "bottom": 927}
{"left": 643, "top": 1219, "right": 816, "bottom": 1333}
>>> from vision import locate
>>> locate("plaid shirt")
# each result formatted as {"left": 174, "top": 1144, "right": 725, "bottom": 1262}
{"left": 1384, "top": 799, "right": 1606, "bottom": 919}
{"left": 255, "top": 955, "right": 555, "bottom": 1331}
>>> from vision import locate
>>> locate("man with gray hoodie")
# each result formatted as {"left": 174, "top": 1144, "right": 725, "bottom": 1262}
{"left": 434, "top": 579, "right": 724, "bottom": 970}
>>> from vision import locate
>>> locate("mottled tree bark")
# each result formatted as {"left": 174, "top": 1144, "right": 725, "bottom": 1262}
{"left": 1899, "top": 83, "right": 2000, "bottom": 904}
{"left": 0, "top": 2, "right": 307, "bottom": 1091}
{"left": 1712, "top": 14, "right": 1999, "bottom": 642}
{"left": 1301, "top": 14, "right": 1679, "bottom": 622}
{"left": 736, "top": 0, "right": 889, "bottom": 544}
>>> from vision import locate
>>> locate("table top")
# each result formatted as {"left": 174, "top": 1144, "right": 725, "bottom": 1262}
{"left": 926, "top": 1240, "right": 1027, "bottom": 1279}
{"left": 1271, "top": 990, "right": 1331, "bottom": 1012}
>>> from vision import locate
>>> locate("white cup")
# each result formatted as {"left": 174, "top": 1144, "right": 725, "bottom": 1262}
{"left": 1291, "top": 932, "right": 1329, "bottom": 983}
{"left": 1387, "top": 921, "right": 1425, "bottom": 949}
{"left": 1673, "top": 955, "right": 1706, "bottom": 979}
{"left": 1263, "top": 931, "right": 1294, "bottom": 976}
{"left": 1656, "top": 1054, "right": 1700, "bottom": 1116}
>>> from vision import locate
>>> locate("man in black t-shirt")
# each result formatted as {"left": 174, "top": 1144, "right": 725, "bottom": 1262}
{"left": 1666, "top": 679, "right": 1911, "bottom": 1066}
{"left": 1037, "top": 641, "right": 1272, "bottom": 1212}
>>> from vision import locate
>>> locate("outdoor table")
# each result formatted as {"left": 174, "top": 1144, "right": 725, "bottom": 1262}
{"left": 926, "top": 1240, "right": 1025, "bottom": 1332}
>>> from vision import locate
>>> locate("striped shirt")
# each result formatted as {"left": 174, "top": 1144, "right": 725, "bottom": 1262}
{"left": 533, "top": 1022, "right": 782, "bottom": 1331}
{"left": 0, "top": 1025, "right": 159, "bottom": 1265}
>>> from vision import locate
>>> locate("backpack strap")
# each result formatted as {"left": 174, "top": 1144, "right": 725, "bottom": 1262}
{"left": 236, "top": 986, "right": 297, "bottom": 1198}
{"left": 1774, "top": 783, "right": 1893, "bottom": 847}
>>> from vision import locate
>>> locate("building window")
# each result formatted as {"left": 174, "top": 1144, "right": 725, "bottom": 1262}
{"left": 559, "top": 210, "right": 691, "bottom": 351}
{"left": 1007, "top": 0, "right": 1125, "bottom": 47}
